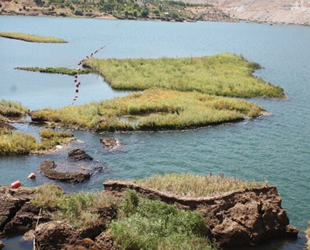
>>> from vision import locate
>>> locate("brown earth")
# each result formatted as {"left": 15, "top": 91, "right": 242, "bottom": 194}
{"left": 103, "top": 180, "right": 298, "bottom": 248}
{"left": 175, "top": 0, "right": 310, "bottom": 26}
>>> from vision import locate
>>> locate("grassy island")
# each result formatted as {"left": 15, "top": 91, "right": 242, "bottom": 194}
{"left": 0, "top": 99, "right": 28, "bottom": 118}
{"left": 134, "top": 173, "right": 266, "bottom": 198}
{"left": 30, "top": 88, "right": 264, "bottom": 132}
{"left": 0, "top": 129, "right": 74, "bottom": 156}
{"left": 15, "top": 67, "right": 91, "bottom": 76}
{"left": 83, "top": 53, "right": 285, "bottom": 98}
{"left": 0, "top": 32, "right": 67, "bottom": 43}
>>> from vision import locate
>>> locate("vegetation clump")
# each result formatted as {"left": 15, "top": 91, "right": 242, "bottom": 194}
{"left": 0, "top": 129, "right": 37, "bottom": 155}
{"left": 15, "top": 67, "right": 91, "bottom": 75}
{"left": 0, "top": 129, "right": 74, "bottom": 155}
{"left": 110, "top": 190, "right": 214, "bottom": 250}
{"left": 0, "top": 32, "right": 67, "bottom": 43}
{"left": 134, "top": 173, "right": 267, "bottom": 198}
{"left": 30, "top": 88, "right": 264, "bottom": 132}
{"left": 0, "top": 99, "right": 28, "bottom": 118}
{"left": 31, "top": 184, "right": 116, "bottom": 228}
{"left": 83, "top": 53, "right": 285, "bottom": 98}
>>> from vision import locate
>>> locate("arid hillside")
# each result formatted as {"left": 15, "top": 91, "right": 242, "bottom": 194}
{"left": 178, "top": 0, "right": 310, "bottom": 25}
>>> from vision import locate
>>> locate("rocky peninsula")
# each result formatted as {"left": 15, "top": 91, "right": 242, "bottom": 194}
{"left": 0, "top": 174, "right": 298, "bottom": 250}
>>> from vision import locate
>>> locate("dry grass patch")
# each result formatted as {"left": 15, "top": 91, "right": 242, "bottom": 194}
{"left": 134, "top": 173, "right": 267, "bottom": 198}
{"left": 84, "top": 53, "right": 284, "bottom": 98}
{"left": 30, "top": 88, "right": 264, "bottom": 132}
{"left": 0, "top": 99, "right": 28, "bottom": 118}
{"left": 0, "top": 32, "right": 67, "bottom": 43}
{"left": 0, "top": 129, "right": 74, "bottom": 155}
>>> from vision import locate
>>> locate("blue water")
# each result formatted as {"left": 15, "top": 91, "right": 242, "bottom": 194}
{"left": 0, "top": 16, "right": 310, "bottom": 250}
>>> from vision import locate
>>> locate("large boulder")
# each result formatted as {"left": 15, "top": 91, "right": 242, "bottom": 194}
{"left": 39, "top": 160, "right": 91, "bottom": 183}
{"left": 0, "top": 186, "right": 41, "bottom": 238}
{"left": 100, "top": 138, "right": 122, "bottom": 151}
{"left": 103, "top": 181, "right": 298, "bottom": 248}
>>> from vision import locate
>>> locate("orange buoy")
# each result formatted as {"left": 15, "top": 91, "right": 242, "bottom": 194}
{"left": 11, "top": 180, "right": 21, "bottom": 188}
{"left": 28, "top": 173, "right": 36, "bottom": 179}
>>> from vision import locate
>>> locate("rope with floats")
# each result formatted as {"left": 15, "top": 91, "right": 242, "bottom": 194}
{"left": 71, "top": 44, "right": 109, "bottom": 105}
{"left": 71, "top": 21, "right": 121, "bottom": 105}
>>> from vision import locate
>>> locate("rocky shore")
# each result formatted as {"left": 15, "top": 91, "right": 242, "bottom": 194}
{"left": 0, "top": 179, "right": 298, "bottom": 250}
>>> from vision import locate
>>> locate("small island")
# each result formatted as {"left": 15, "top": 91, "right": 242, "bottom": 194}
{"left": 0, "top": 173, "right": 298, "bottom": 250}
{"left": 30, "top": 88, "right": 265, "bottom": 132}
{"left": 83, "top": 53, "right": 285, "bottom": 98}
{"left": 0, "top": 32, "right": 67, "bottom": 43}
{"left": 16, "top": 67, "right": 91, "bottom": 75}
{"left": 0, "top": 99, "right": 74, "bottom": 155}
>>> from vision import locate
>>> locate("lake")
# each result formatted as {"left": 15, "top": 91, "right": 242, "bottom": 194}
{"left": 0, "top": 15, "right": 310, "bottom": 250}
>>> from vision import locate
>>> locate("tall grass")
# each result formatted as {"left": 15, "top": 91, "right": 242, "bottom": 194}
{"left": 110, "top": 190, "right": 214, "bottom": 250}
{"left": 0, "top": 99, "right": 28, "bottom": 117}
{"left": 134, "top": 173, "right": 266, "bottom": 197}
{"left": 31, "top": 184, "right": 116, "bottom": 228}
{"left": 84, "top": 53, "right": 284, "bottom": 98}
{"left": 15, "top": 67, "right": 91, "bottom": 76}
{"left": 0, "top": 129, "right": 37, "bottom": 155}
{"left": 0, "top": 32, "right": 67, "bottom": 43}
{"left": 0, "top": 129, "right": 74, "bottom": 155}
{"left": 30, "top": 88, "right": 264, "bottom": 131}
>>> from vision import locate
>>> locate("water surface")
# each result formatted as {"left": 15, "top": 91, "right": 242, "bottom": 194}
{"left": 0, "top": 16, "right": 310, "bottom": 250}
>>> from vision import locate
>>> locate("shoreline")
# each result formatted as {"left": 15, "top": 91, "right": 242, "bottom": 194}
{"left": 1, "top": 12, "right": 310, "bottom": 27}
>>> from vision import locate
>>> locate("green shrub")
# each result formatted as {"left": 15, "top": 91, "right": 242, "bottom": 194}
{"left": 111, "top": 190, "right": 213, "bottom": 250}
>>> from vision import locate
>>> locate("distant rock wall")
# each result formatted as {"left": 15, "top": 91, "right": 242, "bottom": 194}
{"left": 104, "top": 181, "right": 298, "bottom": 247}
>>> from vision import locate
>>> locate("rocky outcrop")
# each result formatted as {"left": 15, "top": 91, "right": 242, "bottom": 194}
{"left": 103, "top": 181, "right": 298, "bottom": 248}
{"left": 39, "top": 160, "right": 91, "bottom": 183}
{"left": 68, "top": 149, "right": 93, "bottom": 161}
{"left": 0, "top": 186, "right": 48, "bottom": 238}
{"left": 100, "top": 138, "right": 122, "bottom": 151}
{"left": 34, "top": 205, "right": 117, "bottom": 250}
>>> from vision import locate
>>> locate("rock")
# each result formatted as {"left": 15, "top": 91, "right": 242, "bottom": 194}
{"left": 39, "top": 160, "right": 91, "bottom": 183}
{"left": 0, "top": 186, "right": 36, "bottom": 237}
{"left": 63, "top": 238, "right": 104, "bottom": 250}
{"left": 20, "top": 229, "right": 35, "bottom": 243}
{"left": 0, "top": 241, "right": 4, "bottom": 250}
{"left": 100, "top": 138, "right": 121, "bottom": 151}
{"left": 95, "top": 231, "right": 122, "bottom": 250}
{"left": 3, "top": 203, "right": 50, "bottom": 236}
{"left": 34, "top": 221, "right": 78, "bottom": 250}
{"left": 34, "top": 205, "right": 116, "bottom": 250}
{"left": 103, "top": 181, "right": 298, "bottom": 248}
{"left": 68, "top": 149, "right": 93, "bottom": 161}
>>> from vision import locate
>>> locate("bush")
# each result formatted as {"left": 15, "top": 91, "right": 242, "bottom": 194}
{"left": 74, "top": 9, "right": 83, "bottom": 15}
{"left": 111, "top": 190, "right": 213, "bottom": 250}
